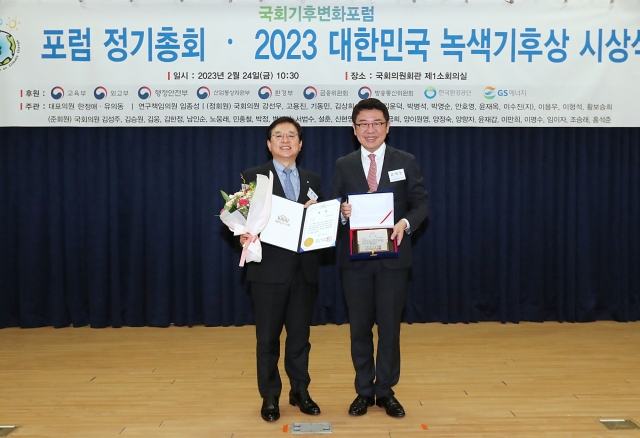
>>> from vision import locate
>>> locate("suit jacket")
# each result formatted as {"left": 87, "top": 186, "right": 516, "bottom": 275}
{"left": 332, "top": 146, "right": 429, "bottom": 269}
{"left": 242, "top": 161, "right": 322, "bottom": 284}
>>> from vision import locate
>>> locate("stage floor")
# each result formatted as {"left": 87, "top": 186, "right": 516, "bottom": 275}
{"left": 1, "top": 321, "right": 640, "bottom": 437}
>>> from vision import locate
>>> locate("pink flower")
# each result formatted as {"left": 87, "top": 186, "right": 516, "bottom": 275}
{"left": 238, "top": 199, "right": 249, "bottom": 206}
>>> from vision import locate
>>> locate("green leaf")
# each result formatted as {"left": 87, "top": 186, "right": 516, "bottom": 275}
{"left": 220, "top": 190, "right": 230, "bottom": 202}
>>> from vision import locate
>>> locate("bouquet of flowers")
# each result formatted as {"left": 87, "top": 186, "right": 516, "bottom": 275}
{"left": 219, "top": 172, "right": 274, "bottom": 266}
{"left": 220, "top": 181, "right": 256, "bottom": 219}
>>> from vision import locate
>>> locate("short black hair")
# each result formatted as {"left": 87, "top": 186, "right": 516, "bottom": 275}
{"left": 267, "top": 116, "right": 303, "bottom": 141}
{"left": 351, "top": 98, "right": 390, "bottom": 123}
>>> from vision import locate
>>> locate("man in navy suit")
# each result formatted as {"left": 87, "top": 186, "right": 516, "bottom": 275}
{"left": 332, "top": 98, "right": 429, "bottom": 418}
{"left": 240, "top": 117, "right": 322, "bottom": 422}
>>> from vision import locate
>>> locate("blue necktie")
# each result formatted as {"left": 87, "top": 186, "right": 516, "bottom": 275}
{"left": 282, "top": 168, "right": 296, "bottom": 201}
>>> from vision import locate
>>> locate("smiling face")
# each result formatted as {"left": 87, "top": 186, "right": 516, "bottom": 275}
{"left": 267, "top": 121, "right": 302, "bottom": 167}
{"left": 352, "top": 109, "right": 390, "bottom": 153}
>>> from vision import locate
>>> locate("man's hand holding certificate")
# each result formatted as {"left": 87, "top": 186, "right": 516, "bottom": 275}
{"left": 260, "top": 196, "right": 341, "bottom": 253}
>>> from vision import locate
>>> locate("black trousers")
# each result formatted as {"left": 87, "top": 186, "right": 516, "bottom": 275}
{"left": 342, "top": 260, "right": 408, "bottom": 399}
{"left": 250, "top": 258, "right": 316, "bottom": 398}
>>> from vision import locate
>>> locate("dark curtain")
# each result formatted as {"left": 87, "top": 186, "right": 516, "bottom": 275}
{"left": 1, "top": 126, "right": 638, "bottom": 328}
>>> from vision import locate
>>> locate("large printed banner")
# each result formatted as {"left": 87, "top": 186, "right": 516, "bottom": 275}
{"left": 0, "top": 0, "right": 638, "bottom": 127}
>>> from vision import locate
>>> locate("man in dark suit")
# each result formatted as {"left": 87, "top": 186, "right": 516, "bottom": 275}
{"left": 332, "top": 98, "right": 429, "bottom": 418}
{"left": 240, "top": 116, "right": 322, "bottom": 422}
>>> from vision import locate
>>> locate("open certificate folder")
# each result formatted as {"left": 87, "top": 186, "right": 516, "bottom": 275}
{"left": 259, "top": 195, "right": 341, "bottom": 253}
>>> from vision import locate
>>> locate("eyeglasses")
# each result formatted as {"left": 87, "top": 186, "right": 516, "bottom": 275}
{"left": 354, "top": 121, "right": 387, "bottom": 129}
{"left": 271, "top": 132, "right": 298, "bottom": 141}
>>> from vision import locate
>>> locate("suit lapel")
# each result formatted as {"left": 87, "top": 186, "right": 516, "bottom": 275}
{"left": 377, "top": 146, "right": 397, "bottom": 191}
{"left": 348, "top": 150, "right": 370, "bottom": 192}
{"left": 266, "top": 162, "right": 286, "bottom": 198}
{"left": 298, "top": 168, "right": 310, "bottom": 204}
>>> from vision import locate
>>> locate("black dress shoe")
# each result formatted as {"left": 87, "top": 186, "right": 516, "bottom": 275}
{"left": 289, "top": 389, "right": 321, "bottom": 415}
{"left": 348, "top": 394, "right": 375, "bottom": 416}
{"left": 376, "top": 395, "right": 405, "bottom": 418}
{"left": 261, "top": 396, "right": 280, "bottom": 422}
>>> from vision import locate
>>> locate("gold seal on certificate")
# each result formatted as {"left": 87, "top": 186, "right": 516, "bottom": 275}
{"left": 355, "top": 229, "right": 391, "bottom": 253}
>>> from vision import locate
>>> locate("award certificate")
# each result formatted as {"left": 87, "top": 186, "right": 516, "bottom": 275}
{"left": 299, "top": 199, "right": 341, "bottom": 251}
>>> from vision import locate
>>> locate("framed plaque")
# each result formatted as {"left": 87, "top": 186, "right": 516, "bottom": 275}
{"left": 347, "top": 191, "right": 398, "bottom": 260}
{"left": 355, "top": 229, "right": 392, "bottom": 253}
